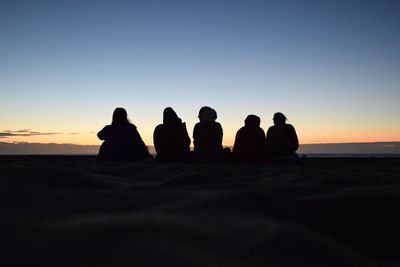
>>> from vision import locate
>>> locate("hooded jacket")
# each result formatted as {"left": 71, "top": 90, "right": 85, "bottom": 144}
{"left": 232, "top": 115, "right": 265, "bottom": 162}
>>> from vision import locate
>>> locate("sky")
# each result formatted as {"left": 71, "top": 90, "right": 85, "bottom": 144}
{"left": 1, "top": 0, "right": 399, "bottom": 147}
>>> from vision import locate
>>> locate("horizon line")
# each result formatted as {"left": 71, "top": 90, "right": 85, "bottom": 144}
{"left": 2, "top": 141, "right": 400, "bottom": 146}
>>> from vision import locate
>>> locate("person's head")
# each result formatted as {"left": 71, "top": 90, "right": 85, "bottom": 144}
{"left": 245, "top": 115, "right": 260, "bottom": 128}
{"left": 273, "top": 112, "right": 287, "bottom": 126}
{"left": 198, "top": 106, "right": 217, "bottom": 122}
{"left": 163, "top": 107, "right": 181, "bottom": 124}
{"left": 112, "top": 107, "right": 130, "bottom": 125}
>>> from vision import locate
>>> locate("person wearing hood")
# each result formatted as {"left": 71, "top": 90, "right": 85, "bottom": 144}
{"left": 265, "top": 112, "right": 299, "bottom": 159}
{"left": 193, "top": 106, "right": 228, "bottom": 162}
{"left": 153, "top": 107, "right": 191, "bottom": 162}
{"left": 232, "top": 115, "right": 265, "bottom": 163}
{"left": 97, "top": 107, "right": 152, "bottom": 161}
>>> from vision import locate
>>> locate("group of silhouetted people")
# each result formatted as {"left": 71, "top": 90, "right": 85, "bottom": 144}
{"left": 97, "top": 107, "right": 299, "bottom": 163}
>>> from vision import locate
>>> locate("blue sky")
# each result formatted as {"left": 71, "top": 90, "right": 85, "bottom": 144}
{"left": 1, "top": 0, "right": 399, "bottom": 146}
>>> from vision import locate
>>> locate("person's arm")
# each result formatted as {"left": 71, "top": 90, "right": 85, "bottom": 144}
{"left": 153, "top": 125, "right": 161, "bottom": 153}
{"left": 193, "top": 124, "right": 199, "bottom": 149}
{"left": 217, "top": 123, "right": 223, "bottom": 149}
{"left": 97, "top": 125, "right": 110, "bottom": 140}
{"left": 182, "top": 123, "right": 191, "bottom": 147}
{"left": 265, "top": 127, "right": 272, "bottom": 148}
{"left": 232, "top": 129, "right": 242, "bottom": 156}
{"left": 289, "top": 125, "right": 299, "bottom": 151}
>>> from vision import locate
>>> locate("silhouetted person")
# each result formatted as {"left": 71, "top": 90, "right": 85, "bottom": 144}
{"left": 97, "top": 108, "right": 152, "bottom": 161}
{"left": 193, "top": 106, "right": 229, "bottom": 162}
{"left": 232, "top": 115, "right": 265, "bottom": 163}
{"left": 153, "top": 107, "right": 191, "bottom": 162}
{"left": 265, "top": 112, "right": 299, "bottom": 159}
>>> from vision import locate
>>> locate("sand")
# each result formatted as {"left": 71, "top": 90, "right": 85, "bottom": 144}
{"left": 1, "top": 156, "right": 399, "bottom": 266}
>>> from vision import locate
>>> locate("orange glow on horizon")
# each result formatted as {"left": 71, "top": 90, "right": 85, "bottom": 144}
{"left": 2, "top": 119, "right": 400, "bottom": 147}
{"left": 2, "top": 133, "right": 400, "bottom": 147}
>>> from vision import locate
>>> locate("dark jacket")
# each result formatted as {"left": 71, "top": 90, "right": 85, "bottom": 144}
{"left": 232, "top": 115, "right": 265, "bottom": 162}
{"left": 265, "top": 124, "right": 299, "bottom": 157}
{"left": 193, "top": 121, "right": 223, "bottom": 161}
{"left": 97, "top": 124, "right": 151, "bottom": 161}
{"left": 153, "top": 114, "right": 191, "bottom": 162}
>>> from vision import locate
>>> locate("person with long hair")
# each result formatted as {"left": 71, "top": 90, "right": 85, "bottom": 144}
{"left": 153, "top": 107, "right": 191, "bottom": 162}
{"left": 265, "top": 112, "right": 299, "bottom": 159}
{"left": 97, "top": 107, "right": 152, "bottom": 161}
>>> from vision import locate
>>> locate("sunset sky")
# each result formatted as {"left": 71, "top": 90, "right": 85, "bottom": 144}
{"left": 1, "top": 0, "right": 399, "bottom": 147}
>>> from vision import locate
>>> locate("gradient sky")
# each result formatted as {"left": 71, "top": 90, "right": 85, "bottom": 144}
{"left": 1, "top": 0, "right": 399, "bottom": 147}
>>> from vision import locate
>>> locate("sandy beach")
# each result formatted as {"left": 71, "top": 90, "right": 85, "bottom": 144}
{"left": 1, "top": 156, "right": 399, "bottom": 266}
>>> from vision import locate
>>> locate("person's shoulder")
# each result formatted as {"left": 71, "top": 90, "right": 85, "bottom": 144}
{"left": 98, "top": 125, "right": 111, "bottom": 135}
{"left": 257, "top": 127, "right": 266, "bottom": 134}
{"left": 153, "top": 124, "right": 163, "bottom": 134}
{"left": 179, "top": 122, "right": 188, "bottom": 129}
{"left": 127, "top": 124, "right": 139, "bottom": 133}
{"left": 154, "top": 123, "right": 163, "bottom": 130}
{"left": 128, "top": 123, "right": 137, "bottom": 129}
{"left": 235, "top": 126, "right": 246, "bottom": 137}
{"left": 286, "top": 124, "right": 295, "bottom": 130}
{"left": 101, "top": 125, "right": 112, "bottom": 131}
{"left": 237, "top": 126, "right": 246, "bottom": 133}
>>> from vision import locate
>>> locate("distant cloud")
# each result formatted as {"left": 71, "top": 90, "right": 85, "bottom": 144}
{"left": 15, "top": 129, "right": 31, "bottom": 133}
{"left": 0, "top": 129, "right": 81, "bottom": 138}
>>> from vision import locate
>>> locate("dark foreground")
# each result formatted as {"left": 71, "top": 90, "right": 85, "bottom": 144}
{"left": 1, "top": 156, "right": 400, "bottom": 266}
